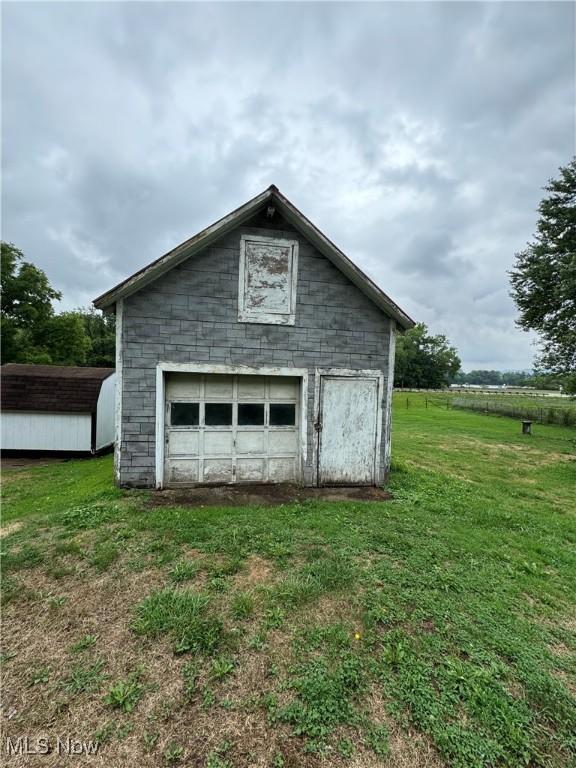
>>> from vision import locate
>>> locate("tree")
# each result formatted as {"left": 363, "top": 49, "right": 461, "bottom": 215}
{"left": 394, "top": 323, "right": 461, "bottom": 388}
{"left": 44, "top": 313, "right": 92, "bottom": 366}
{"left": 1, "top": 241, "right": 92, "bottom": 366}
{"left": 1, "top": 242, "right": 62, "bottom": 364}
{"left": 510, "top": 159, "right": 576, "bottom": 374}
{"left": 75, "top": 307, "right": 115, "bottom": 367}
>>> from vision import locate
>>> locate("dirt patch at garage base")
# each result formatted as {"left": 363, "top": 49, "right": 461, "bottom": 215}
{"left": 148, "top": 483, "right": 392, "bottom": 508}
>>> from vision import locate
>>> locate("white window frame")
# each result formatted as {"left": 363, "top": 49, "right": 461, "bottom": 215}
{"left": 238, "top": 234, "right": 299, "bottom": 325}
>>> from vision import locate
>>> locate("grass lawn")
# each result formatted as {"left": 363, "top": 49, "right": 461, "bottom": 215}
{"left": 1, "top": 394, "right": 575, "bottom": 767}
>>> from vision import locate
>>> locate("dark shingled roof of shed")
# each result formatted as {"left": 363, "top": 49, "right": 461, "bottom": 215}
{"left": 0, "top": 364, "right": 115, "bottom": 413}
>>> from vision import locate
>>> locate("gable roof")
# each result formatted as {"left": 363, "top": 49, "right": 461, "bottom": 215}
{"left": 93, "top": 185, "right": 415, "bottom": 330}
{"left": 1, "top": 364, "right": 115, "bottom": 413}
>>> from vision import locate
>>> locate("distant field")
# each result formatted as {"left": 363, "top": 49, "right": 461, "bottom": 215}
{"left": 398, "top": 390, "right": 576, "bottom": 427}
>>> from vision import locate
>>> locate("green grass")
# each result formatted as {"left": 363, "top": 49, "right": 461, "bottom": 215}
{"left": 90, "top": 541, "right": 120, "bottom": 572}
{"left": 1, "top": 454, "right": 121, "bottom": 523}
{"left": 1, "top": 395, "right": 575, "bottom": 766}
{"left": 104, "top": 671, "right": 145, "bottom": 713}
{"left": 132, "top": 588, "right": 224, "bottom": 655}
{"left": 231, "top": 592, "right": 255, "bottom": 620}
{"left": 64, "top": 659, "right": 107, "bottom": 694}
{"left": 168, "top": 559, "right": 199, "bottom": 583}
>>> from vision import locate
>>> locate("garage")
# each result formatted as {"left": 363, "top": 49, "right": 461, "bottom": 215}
{"left": 164, "top": 373, "right": 301, "bottom": 486}
{"left": 96, "top": 187, "right": 415, "bottom": 488}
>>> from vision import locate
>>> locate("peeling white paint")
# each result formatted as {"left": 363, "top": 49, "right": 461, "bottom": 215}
{"left": 383, "top": 321, "right": 396, "bottom": 475}
{"left": 238, "top": 234, "right": 298, "bottom": 325}
{"left": 318, "top": 376, "right": 379, "bottom": 486}
{"left": 163, "top": 373, "right": 300, "bottom": 486}
{"left": 313, "top": 368, "right": 384, "bottom": 487}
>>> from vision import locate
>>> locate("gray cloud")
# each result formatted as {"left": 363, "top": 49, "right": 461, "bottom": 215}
{"left": 2, "top": 2, "right": 574, "bottom": 369}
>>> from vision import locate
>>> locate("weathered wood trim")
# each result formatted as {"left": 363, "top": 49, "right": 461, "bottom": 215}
{"left": 114, "top": 299, "right": 123, "bottom": 485}
{"left": 154, "top": 362, "right": 308, "bottom": 490}
{"left": 155, "top": 365, "right": 165, "bottom": 489}
{"left": 312, "top": 368, "right": 384, "bottom": 487}
{"left": 238, "top": 234, "right": 299, "bottom": 326}
{"left": 383, "top": 321, "right": 396, "bottom": 476}
{"left": 157, "top": 362, "right": 308, "bottom": 378}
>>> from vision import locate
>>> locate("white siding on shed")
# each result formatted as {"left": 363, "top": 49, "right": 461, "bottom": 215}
{"left": 96, "top": 372, "right": 116, "bottom": 450}
{"left": 1, "top": 412, "right": 92, "bottom": 452}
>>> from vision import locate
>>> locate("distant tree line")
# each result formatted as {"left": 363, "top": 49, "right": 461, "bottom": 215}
{"left": 1, "top": 242, "right": 115, "bottom": 367}
{"left": 393, "top": 324, "right": 575, "bottom": 392}
{"left": 453, "top": 369, "right": 574, "bottom": 392}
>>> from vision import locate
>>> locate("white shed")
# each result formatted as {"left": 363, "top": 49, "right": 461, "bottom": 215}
{"left": 0, "top": 364, "right": 116, "bottom": 454}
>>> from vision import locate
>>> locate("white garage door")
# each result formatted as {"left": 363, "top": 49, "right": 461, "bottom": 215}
{"left": 164, "top": 373, "right": 300, "bottom": 486}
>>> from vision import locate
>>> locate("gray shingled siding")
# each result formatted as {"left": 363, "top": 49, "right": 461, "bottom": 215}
{"left": 119, "top": 213, "right": 394, "bottom": 487}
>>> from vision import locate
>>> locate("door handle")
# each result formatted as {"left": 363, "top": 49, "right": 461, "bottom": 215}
{"left": 314, "top": 420, "right": 322, "bottom": 432}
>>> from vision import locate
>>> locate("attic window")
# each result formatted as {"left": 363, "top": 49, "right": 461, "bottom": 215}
{"left": 238, "top": 234, "right": 298, "bottom": 325}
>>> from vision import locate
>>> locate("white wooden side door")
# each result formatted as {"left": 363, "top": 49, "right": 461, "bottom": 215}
{"left": 318, "top": 376, "right": 379, "bottom": 486}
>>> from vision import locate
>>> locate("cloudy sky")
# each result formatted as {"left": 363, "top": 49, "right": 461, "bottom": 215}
{"left": 2, "top": 2, "right": 574, "bottom": 370}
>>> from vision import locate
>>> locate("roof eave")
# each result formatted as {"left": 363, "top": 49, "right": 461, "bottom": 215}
{"left": 93, "top": 187, "right": 274, "bottom": 310}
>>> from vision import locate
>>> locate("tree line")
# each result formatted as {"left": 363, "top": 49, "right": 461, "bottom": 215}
{"left": 1, "top": 242, "right": 115, "bottom": 367}
{"left": 453, "top": 369, "right": 572, "bottom": 391}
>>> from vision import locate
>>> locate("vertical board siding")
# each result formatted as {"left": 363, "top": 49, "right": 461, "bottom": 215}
{"left": 1, "top": 412, "right": 92, "bottom": 451}
{"left": 120, "top": 213, "right": 393, "bottom": 487}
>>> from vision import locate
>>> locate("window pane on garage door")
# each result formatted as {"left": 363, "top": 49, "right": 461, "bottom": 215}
{"left": 205, "top": 403, "right": 233, "bottom": 426}
{"left": 238, "top": 403, "right": 265, "bottom": 425}
{"left": 170, "top": 403, "right": 199, "bottom": 426}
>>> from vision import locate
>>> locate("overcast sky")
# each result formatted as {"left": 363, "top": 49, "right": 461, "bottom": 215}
{"left": 2, "top": 2, "right": 574, "bottom": 370}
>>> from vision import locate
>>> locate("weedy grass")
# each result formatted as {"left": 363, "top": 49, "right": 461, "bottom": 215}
{"left": 231, "top": 591, "right": 255, "bottom": 620}
{"left": 70, "top": 634, "right": 98, "bottom": 653}
{"left": 132, "top": 588, "right": 224, "bottom": 655}
{"left": 210, "top": 655, "right": 236, "bottom": 681}
{"left": 89, "top": 541, "right": 120, "bottom": 572}
{"left": 1, "top": 454, "right": 121, "bottom": 523}
{"left": 1, "top": 394, "right": 574, "bottom": 766}
{"left": 168, "top": 560, "right": 199, "bottom": 583}
{"left": 64, "top": 659, "right": 107, "bottom": 694}
{"left": 105, "top": 670, "right": 145, "bottom": 713}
